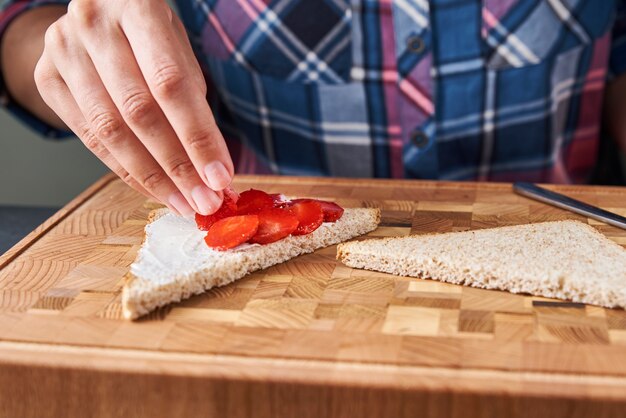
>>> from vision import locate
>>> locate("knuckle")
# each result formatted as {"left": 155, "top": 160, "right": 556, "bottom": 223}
{"left": 68, "top": 0, "right": 100, "bottom": 28}
{"left": 33, "top": 61, "right": 46, "bottom": 86}
{"left": 44, "top": 22, "right": 66, "bottom": 50}
{"left": 76, "top": 126, "right": 107, "bottom": 158}
{"left": 140, "top": 170, "right": 167, "bottom": 191}
{"left": 151, "top": 63, "right": 185, "bottom": 98}
{"left": 121, "top": 91, "right": 158, "bottom": 125}
{"left": 197, "top": 75, "right": 208, "bottom": 96}
{"left": 165, "top": 6, "right": 173, "bottom": 22}
{"left": 80, "top": 128, "right": 105, "bottom": 154}
{"left": 33, "top": 60, "right": 55, "bottom": 89}
{"left": 90, "top": 111, "right": 124, "bottom": 142}
{"left": 166, "top": 158, "right": 196, "bottom": 179}
{"left": 185, "top": 130, "right": 216, "bottom": 153}
{"left": 119, "top": 169, "right": 134, "bottom": 186}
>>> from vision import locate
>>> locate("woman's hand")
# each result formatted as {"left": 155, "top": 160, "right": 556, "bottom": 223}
{"left": 33, "top": 0, "right": 233, "bottom": 216}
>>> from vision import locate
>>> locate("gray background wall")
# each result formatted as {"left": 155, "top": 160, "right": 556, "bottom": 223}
{"left": 0, "top": 111, "right": 108, "bottom": 207}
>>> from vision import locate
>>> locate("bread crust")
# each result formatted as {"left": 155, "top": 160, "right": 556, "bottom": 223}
{"left": 121, "top": 208, "right": 168, "bottom": 319}
{"left": 123, "top": 207, "right": 380, "bottom": 320}
{"left": 338, "top": 220, "right": 626, "bottom": 309}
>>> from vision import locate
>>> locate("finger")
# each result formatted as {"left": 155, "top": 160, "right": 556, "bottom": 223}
{"left": 38, "top": 23, "right": 199, "bottom": 216}
{"left": 65, "top": 7, "right": 223, "bottom": 215}
{"left": 120, "top": 1, "right": 235, "bottom": 190}
{"left": 170, "top": 13, "right": 206, "bottom": 91}
{"left": 34, "top": 52, "right": 157, "bottom": 203}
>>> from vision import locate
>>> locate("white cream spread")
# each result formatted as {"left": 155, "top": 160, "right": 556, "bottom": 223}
{"left": 130, "top": 213, "right": 264, "bottom": 284}
{"left": 130, "top": 205, "right": 341, "bottom": 285}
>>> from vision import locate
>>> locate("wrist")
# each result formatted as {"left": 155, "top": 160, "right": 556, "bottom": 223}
{"left": 1, "top": 5, "right": 67, "bottom": 129}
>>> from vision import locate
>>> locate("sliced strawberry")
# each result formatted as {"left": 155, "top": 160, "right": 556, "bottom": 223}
{"left": 204, "top": 215, "right": 259, "bottom": 251}
{"left": 318, "top": 200, "right": 344, "bottom": 222}
{"left": 223, "top": 187, "right": 240, "bottom": 204}
{"left": 222, "top": 191, "right": 238, "bottom": 212}
{"left": 195, "top": 191, "right": 238, "bottom": 231}
{"left": 269, "top": 193, "right": 290, "bottom": 207}
{"left": 287, "top": 198, "right": 344, "bottom": 222}
{"left": 237, "top": 189, "right": 274, "bottom": 215}
{"left": 285, "top": 198, "right": 307, "bottom": 204}
{"left": 195, "top": 213, "right": 216, "bottom": 231}
{"left": 287, "top": 200, "right": 324, "bottom": 235}
{"left": 249, "top": 208, "right": 299, "bottom": 244}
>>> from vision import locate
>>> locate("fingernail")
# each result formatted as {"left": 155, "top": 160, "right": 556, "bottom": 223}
{"left": 168, "top": 192, "right": 195, "bottom": 217}
{"left": 191, "top": 186, "right": 223, "bottom": 215}
{"left": 204, "top": 161, "right": 231, "bottom": 191}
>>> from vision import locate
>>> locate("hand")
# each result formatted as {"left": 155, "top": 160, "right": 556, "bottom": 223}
{"left": 33, "top": 0, "right": 234, "bottom": 216}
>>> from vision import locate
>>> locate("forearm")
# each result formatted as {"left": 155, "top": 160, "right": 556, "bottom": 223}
{"left": 605, "top": 74, "right": 626, "bottom": 153}
{"left": 1, "top": 5, "right": 67, "bottom": 130}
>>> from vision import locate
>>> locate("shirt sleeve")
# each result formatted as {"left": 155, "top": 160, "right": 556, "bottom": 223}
{"left": 0, "top": 0, "right": 71, "bottom": 139}
{"left": 610, "top": 0, "right": 626, "bottom": 78}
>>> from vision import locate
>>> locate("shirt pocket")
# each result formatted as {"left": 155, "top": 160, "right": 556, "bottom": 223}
{"left": 194, "top": 1, "right": 385, "bottom": 177}
{"left": 198, "top": 0, "right": 354, "bottom": 85}
{"left": 481, "top": 0, "right": 615, "bottom": 70}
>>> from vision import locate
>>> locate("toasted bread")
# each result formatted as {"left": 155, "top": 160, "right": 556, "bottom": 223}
{"left": 123, "top": 207, "right": 380, "bottom": 319}
{"left": 338, "top": 221, "right": 626, "bottom": 308}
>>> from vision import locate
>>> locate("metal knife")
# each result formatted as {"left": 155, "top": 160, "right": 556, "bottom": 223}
{"left": 513, "top": 182, "right": 626, "bottom": 230}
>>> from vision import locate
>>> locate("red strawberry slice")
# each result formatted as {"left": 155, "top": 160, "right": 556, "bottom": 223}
{"left": 288, "top": 200, "right": 324, "bottom": 235}
{"left": 249, "top": 208, "right": 299, "bottom": 244}
{"left": 204, "top": 215, "right": 259, "bottom": 251}
{"left": 223, "top": 187, "right": 240, "bottom": 204}
{"left": 318, "top": 200, "right": 344, "bottom": 222}
{"left": 237, "top": 189, "right": 274, "bottom": 214}
{"left": 284, "top": 198, "right": 310, "bottom": 207}
{"left": 269, "top": 193, "right": 290, "bottom": 207}
{"left": 195, "top": 190, "right": 238, "bottom": 231}
{"left": 286, "top": 199, "right": 344, "bottom": 223}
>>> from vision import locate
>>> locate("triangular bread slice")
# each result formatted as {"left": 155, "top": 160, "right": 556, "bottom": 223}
{"left": 338, "top": 220, "right": 626, "bottom": 308}
{"left": 123, "top": 207, "right": 380, "bottom": 319}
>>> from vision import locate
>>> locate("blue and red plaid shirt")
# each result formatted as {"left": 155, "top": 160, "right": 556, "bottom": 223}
{"left": 2, "top": 0, "right": 626, "bottom": 183}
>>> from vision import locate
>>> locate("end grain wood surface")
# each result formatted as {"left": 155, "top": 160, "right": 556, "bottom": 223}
{"left": 1, "top": 174, "right": 626, "bottom": 418}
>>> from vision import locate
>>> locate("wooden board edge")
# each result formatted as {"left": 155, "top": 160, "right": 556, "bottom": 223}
{"left": 0, "top": 173, "right": 118, "bottom": 269}
{"left": 3, "top": 358, "right": 624, "bottom": 418}
{"left": 233, "top": 175, "right": 626, "bottom": 194}
{"left": 0, "top": 340, "right": 625, "bottom": 400}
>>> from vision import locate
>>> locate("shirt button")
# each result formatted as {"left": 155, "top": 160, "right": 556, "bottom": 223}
{"left": 406, "top": 35, "right": 425, "bottom": 53}
{"left": 410, "top": 130, "right": 429, "bottom": 149}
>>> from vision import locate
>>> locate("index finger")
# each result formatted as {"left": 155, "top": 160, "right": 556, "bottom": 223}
{"left": 120, "top": 2, "right": 234, "bottom": 191}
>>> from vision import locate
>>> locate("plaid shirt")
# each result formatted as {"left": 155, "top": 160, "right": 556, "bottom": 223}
{"left": 2, "top": 0, "right": 626, "bottom": 183}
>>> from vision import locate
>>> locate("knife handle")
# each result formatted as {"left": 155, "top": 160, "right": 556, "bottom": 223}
{"left": 513, "top": 182, "right": 626, "bottom": 230}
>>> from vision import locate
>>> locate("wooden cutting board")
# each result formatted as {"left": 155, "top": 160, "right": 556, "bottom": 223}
{"left": 1, "top": 174, "right": 626, "bottom": 417}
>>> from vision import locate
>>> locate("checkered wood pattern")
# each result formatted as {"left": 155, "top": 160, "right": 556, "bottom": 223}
{"left": 1, "top": 176, "right": 626, "bottom": 377}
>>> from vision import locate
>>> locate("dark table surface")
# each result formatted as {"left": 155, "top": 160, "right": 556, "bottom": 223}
{"left": 0, "top": 206, "right": 58, "bottom": 255}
